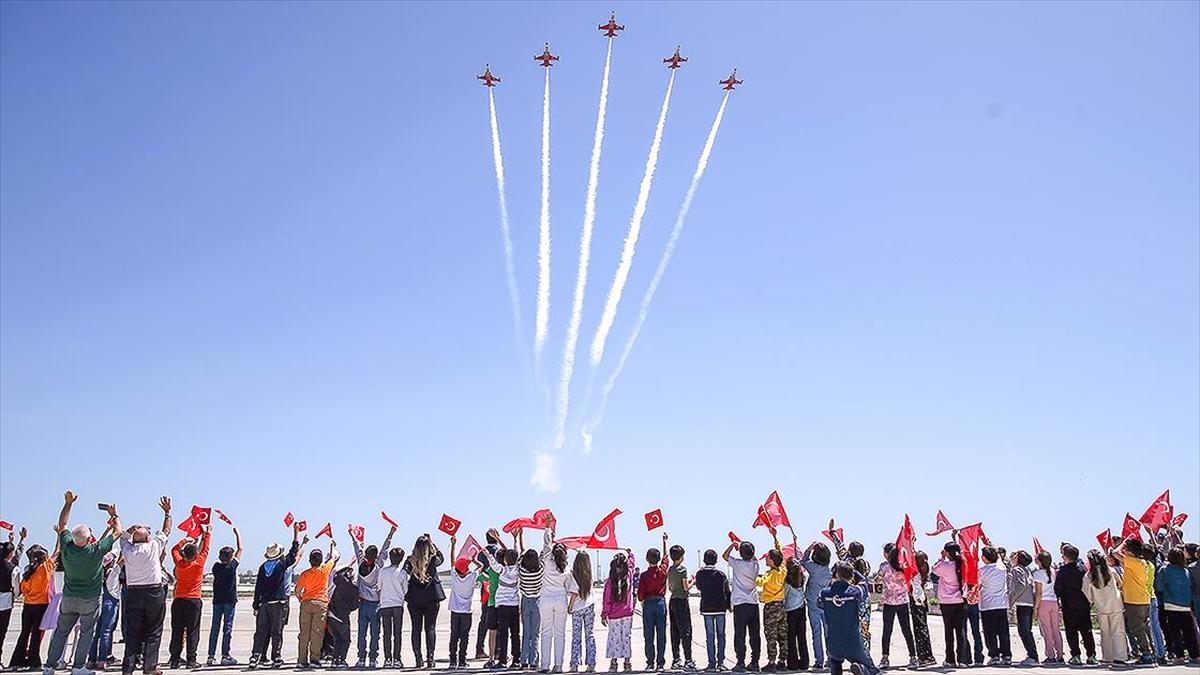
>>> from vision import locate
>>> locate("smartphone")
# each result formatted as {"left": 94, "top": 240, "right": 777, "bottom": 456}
{"left": 97, "top": 503, "right": 111, "bottom": 511}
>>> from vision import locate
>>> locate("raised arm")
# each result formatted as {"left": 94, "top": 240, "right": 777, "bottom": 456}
{"left": 328, "top": 539, "right": 339, "bottom": 566}
{"left": 661, "top": 533, "right": 669, "bottom": 564}
{"left": 378, "top": 526, "right": 396, "bottom": 568}
{"left": 233, "top": 527, "right": 243, "bottom": 561}
{"left": 58, "top": 491, "right": 77, "bottom": 534}
{"left": 158, "top": 496, "right": 172, "bottom": 535}
{"left": 449, "top": 535, "right": 458, "bottom": 563}
{"left": 722, "top": 542, "right": 738, "bottom": 563}
{"left": 351, "top": 525, "right": 365, "bottom": 563}
{"left": 828, "top": 518, "right": 849, "bottom": 560}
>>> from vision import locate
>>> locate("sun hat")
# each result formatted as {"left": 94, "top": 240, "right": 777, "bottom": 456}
{"left": 264, "top": 543, "right": 283, "bottom": 559}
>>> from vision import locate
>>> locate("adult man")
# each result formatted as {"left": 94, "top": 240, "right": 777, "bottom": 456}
{"left": 250, "top": 523, "right": 302, "bottom": 669}
{"left": 119, "top": 496, "right": 172, "bottom": 675}
{"left": 44, "top": 491, "right": 118, "bottom": 675}
{"left": 168, "top": 525, "right": 211, "bottom": 669}
{"left": 0, "top": 527, "right": 29, "bottom": 666}
{"left": 207, "top": 527, "right": 243, "bottom": 667}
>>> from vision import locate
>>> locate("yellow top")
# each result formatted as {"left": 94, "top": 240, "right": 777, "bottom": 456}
{"left": 1121, "top": 557, "right": 1152, "bottom": 605}
{"left": 758, "top": 565, "right": 787, "bottom": 603}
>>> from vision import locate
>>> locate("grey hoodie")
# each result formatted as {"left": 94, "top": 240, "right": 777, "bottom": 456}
{"left": 353, "top": 531, "right": 394, "bottom": 603}
{"left": 1008, "top": 565, "right": 1035, "bottom": 607}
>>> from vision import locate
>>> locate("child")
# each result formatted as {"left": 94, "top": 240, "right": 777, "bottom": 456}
{"left": 377, "top": 546, "right": 408, "bottom": 669}
{"left": 352, "top": 524, "right": 395, "bottom": 669}
{"left": 485, "top": 542, "right": 521, "bottom": 670}
{"left": 799, "top": 542, "right": 832, "bottom": 671}
{"left": 977, "top": 546, "right": 1010, "bottom": 666}
{"left": 756, "top": 538, "right": 786, "bottom": 673}
{"left": 722, "top": 539, "right": 760, "bottom": 673}
{"left": 206, "top": 528, "right": 242, "bottom": 667}
{"left": 818, "top": 562, "right": 879, "bottom": 675}
{"left": 828, "top": 522, "right": 871, "bottom": 652}
{"left": 1081, "top": 550, "right": 1127, "bottom": 665}
{"left": 1031, "top": 550, "right": 1063, "bottom": 663}
{"left": 1053, "top": 544, "right": 1096, "bottom": 665}
{"left": 9, "top": 544, "right": 54, "bottom": 670}
{"left": 327, "top": 566, "right": 360, "bottom": 669}
{"left": 638, "top": 534, "right": 670, "bottom": 672}
{"left": 601, "top": 550, "right": 636, "bottom": 673}
{"left": 931, "top": 542, "right": 968, "bottom": 667}
{"left": 1154, "top": 547, "right": 1200, "bottom": 663}
{"left": 477, "top": 529, "right": 505, "bottom": 662}
{"left": 876, "top": 544, "right": 916, "bottom": 669}
{"left": 908, "top": 552, "right": 936, "bottom": 667}
{"left": 518, "top": 530, "right": 545, "bottom": 670}
{"left": 1113, "top": 539, "right": 1154, "bottom": 664}
{"left": 539, "top": 520, "right": 571, "bottom": 674}
{"left": 782, "top": 553, "right": 809, "bottom": 672}
{"left": 695, "top": 549, "right": 730, "bottom": 673}
{"left": 1006, "top": 550, "right": 1039, "bottom": 667}
{"left": 666, "top": 539, "right": 696, "bottom": 672}
{"left": 448, "top": 536, "right": 482, "bottom": 670}
{"left": 293, "top": 541, "right": 339, "bottom": 669}
{"left": 566, "top": 550, "right": 596, "bottom": 673}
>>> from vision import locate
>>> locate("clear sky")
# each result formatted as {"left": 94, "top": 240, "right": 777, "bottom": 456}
{"left": 2, "top": 1, "right": 1197, "bottom": 561}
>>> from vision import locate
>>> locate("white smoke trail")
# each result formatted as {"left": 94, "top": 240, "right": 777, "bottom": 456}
{"left": 488, "top": 88, "right": 523, "bottom": 347}
{"left": 589, "top": 70, "right": 676, "bottom": 368}
{"left": 581, "top": 93, "right": 731, "bottom": 452}
{"left": 553, "top": 39, "right": 613, "bottom": 449}
{"left": 534, "top": 68, "right": 552, "bottom": 373}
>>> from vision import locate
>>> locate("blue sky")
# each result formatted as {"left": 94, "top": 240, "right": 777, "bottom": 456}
{"left": 2, "top": 1, "right": 1197, "bottom": 560}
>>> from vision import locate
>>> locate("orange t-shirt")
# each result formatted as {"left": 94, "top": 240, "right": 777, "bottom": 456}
{"left": 295, "top": 561, "right": 335, "bottom": 603}
{"left": 173, "top": 537, "right": 211, "bottom": 600}
{"left": 20, "top": 559, "right": 54, "bottom": 605}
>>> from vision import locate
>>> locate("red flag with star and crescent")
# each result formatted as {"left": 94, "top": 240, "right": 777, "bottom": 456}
{"left": 957, "top": 523, "right": 987, "bottom": 585}
{"left": 191, "top": 506, "right": 212, "bottom": 526}
{"left": 896, "top": 514, "right": 918, "bottom": 583}
{"left": 752, "top": 491, "right": 790, "bottom": 531}
{"left": 214, "top": 509, "right": 233, "bottom": 525}
{"left": 1122, "top": 513, "right": 1143, "bottom": 541}
{"left": 1139, "top": 490, "right": 1172, "bottom": 533}
{"left": 1173, "top": 513, "right": 1188, "bottom": 528}
{"left": 1033, "top": 537, "right": 1046, "bottom": 556}
{"left": 926, "top": 510, "right": 954, "bottom": 537}
{"left": 558, "top": 508, "right": 623, "bottom": 550}
{"left": 316, "top": 522, "right": 333, "bottom": 539}
{"left": 644, "top": 509, "right": 664, "bottom": 531}
{"left": 456, "top": 534, "right": 483, "bottom": 563}
{"left": 1097, "top": 528, "right": 1113, "bottom": 551}
{"left": 438, "top": 514, "right": 462, "bottom": 536}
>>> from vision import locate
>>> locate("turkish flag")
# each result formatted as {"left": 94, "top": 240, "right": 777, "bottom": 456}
{"left": 349, "top": 524, "right": 366, "bottom": 544}
{"left": 503, "top": 517, "right": 535, "bottom": 534}
{"left": 1173, "top": 513, "right": 1188, "bottom": 527}
{"left": 439, "top": 514, "right": 462, "bottom": 536}
{"left": 644, "top": 509, "right": 664, "bottom": 531}
{"left": 728, "top": 531, "right": 741, "bottom": 544}
{"left": 283, "top": 512, "right": 294, "bottom": 528}
{"left": 821, "top": 528, "right": 844, "bottom": 545}
{"left": 752, "top": 491, "right": 790, "bottom": 530}
{"left": 556, "top": 536, "right": 593, "bottom": 550}
{"left": 316, "top": 522, "right": 333, "bottom": 539}
{"left": 1033, "top": 537, "right": 1046, "bottom": 556}
{"left": 1097, "top": 528, "right": 1113, "bottom": 551}
{"left": 190, "top": 506, "right": 212, "bottom": 526}
{"left": 381, "top": 511, "right": 398, "bottom": 529}
{"left": 530, "top": 509, "right": 555, "bottom": 528}
{"left": 457, "top": 534, "right": 483, "bottom": 563}
{"left": 926, "top": 510, "right": 955, "bottom": 537}
{"left": 1139, "top": 490, "right": 1172, "bottom": 532}
{"left": 957, "top": 523, "right": 987, "bottom": 586}
{"left": 896, "top": 515, "right": 918, "bottom": 583}
{"left": 295, "top": 520, "right": 308, "bottom": 533}
{"left": 586, "top": 508, "right": 622, "bottom": 549}
{"left": 214, "top": 509, "right": 233, "bottom": 525}
{"left": 1122, "top": 513, "right": 1143, "bottom": 541}
{"left": 178, "top": 516, "right": 202, "bottom": 538}
{"left": 762, "top": 543, "right": 797, "bottom": 561}
{"left": 0, "top": 520, "right": 13, "bottom": 531}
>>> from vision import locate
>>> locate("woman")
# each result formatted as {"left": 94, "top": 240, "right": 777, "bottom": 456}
{"left": 9, "top": 545, "right": 55, "bottom": 670}
{"left": 1154, "top": 547, "right": 1200, "bottom": 663}
{"left": 1081, "top": 550, "right": 1127, "bottom": 665}
{"left": 404, "top": 534, "right": 445, "bottom": 670}
{"left": 931, "top": 542, "right": 969, "bottom": 667}
{"left": 1032, "top": 550, "right": 1063, "bottom": 664}
{"left": 601, "top": 550, "right": 636, "bottom": 673}
{"left": 566, "top": 551, "right": 596, "bottom": 673}
{"left": 539, "top": 520, "right": 571, "bottom": 674}
{"left": 908, "top": 551, "right": 936, "bottom": 667}
{"left": 877, "top": 544, "right": 917, "bottom": 669}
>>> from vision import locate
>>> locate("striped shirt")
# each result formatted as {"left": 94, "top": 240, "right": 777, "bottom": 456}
{"left": 519, "top": 563, "right": 544, "bottom": 598}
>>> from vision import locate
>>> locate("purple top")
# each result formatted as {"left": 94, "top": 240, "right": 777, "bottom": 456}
{"left": 602, "top": 552, "right": 636, "bottom": 620}
{"left": 932, "top": 558, "right": 963, "bottom": 604}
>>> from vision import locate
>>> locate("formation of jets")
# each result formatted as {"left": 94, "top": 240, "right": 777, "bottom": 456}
{"left": 478, "top": 13, "right": 741, "bottom": 91}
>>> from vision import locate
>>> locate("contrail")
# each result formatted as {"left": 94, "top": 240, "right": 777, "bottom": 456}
{"left": 553, "top": 38, "right": 613, "bottom": 449}
{"left": 534, "top": 68, "right": 552, "bottom": 373}
{"left": 581, "top": 93, "right": 731, "bottom": 453}
{"left": 487, "top": 88, "right": 523, "bottom": 349}
{"left": 590, "top": 70, "right": 676, "bottom": 368}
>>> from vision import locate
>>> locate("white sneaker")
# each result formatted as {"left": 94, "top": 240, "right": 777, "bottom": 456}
{"left": 71, "top": 668, "right": 97, "bottom": 675}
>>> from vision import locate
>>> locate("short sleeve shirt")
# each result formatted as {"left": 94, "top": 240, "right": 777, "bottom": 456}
{"left": 59, "top": 531, "right": 115, "bottom": 599}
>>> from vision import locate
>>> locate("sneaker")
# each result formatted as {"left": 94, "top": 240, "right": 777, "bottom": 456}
{"left": 247, "top": 657, "right": 259, "bottom": 671}
{"left": 624, "top": 664, "right": 633, "bottom": 673}
{"left": 1001, "top": 658, "right": 1012, "bottom": 667}
{"left": 1086, "top": 658, "right": 1097, "bottom": 666}
{"left": 908, "top": 658, "right": 919, "bottom": 669}
{"left": 1067, "top": 658, "right": 1082, "bottom": 666}
{"left": 685, "top": 663, "right": 698, "bottom": 673}
{"left": 986, "top": 659, "right": 999, "bottom": 667}
{"left": 762, "top": 666, "right": 776, "bottom": 674}
{"left": 850, "top": 666, "right": 862, "bottom": 675}
{"left": 205, "top": 659, "right": 214, "bottom": 669}
{"left": 607, "top": 664, "right": 618, "bottom": 674}
{"left": 72, "top": 669, "right": 96, "bottom": 675}
{"left": 167, "top": 664, "right": 180, "bottom": 671}
{"left": 732, "top": 666, "right": 746, "bottom": 674}
{"left": 942, "top": 663, "right": 958, "bottom": 670}
{"left": 1017, "top": 659, "right": 1036, "bottom": 668}
{"left": 369, "top": 661, "right": 377, "bottom": 670}
{"left": 185, "top": 664, "right": 201, "bottom": 671}
{"left": 428, "top": 660, "right": 436, "bottom": 671}
{"left": 879, "top": 658, "right": 889, "bottom": 670}
{"left": 748, "top": 665, "right": 760, "bottom": 674}
{"left": 587, "top": 667, "right": 596, "bottom": 673}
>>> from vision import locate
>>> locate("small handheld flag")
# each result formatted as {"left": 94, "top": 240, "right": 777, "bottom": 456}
{"left": 644, "top": 509, "right": 664, "bottom": 531}
{"left": 349, "top": 524, "right": 366, "bottom": 544}
{"left": 295, "top": 520, "right": 308, "bottom": 533}
{"left": 381, "top": 511, "right": 398, "bottom": 529}
{"left": 283, "top": 512, "right": 295, "bottom": 528}
{"left": 438, "top": 514, "right": 462, "bottom": 536}
{"left": 316, "top": 522, "right": 333, "bottom": 539}
{"left": 0, "top": 520, "right": 13, "bottom": 531}
{"left": 190, "top": 506, "right": 212, "bottom": 526}
{"left": 214, "top": 509, "right": 233, "bottom": 525}
{"left": 926, "top": 510, "right": 954, "bottom": 537}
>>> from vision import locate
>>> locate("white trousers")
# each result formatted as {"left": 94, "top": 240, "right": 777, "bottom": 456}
{"left": 540, "top": 598, "right": 568, "bottom": 668}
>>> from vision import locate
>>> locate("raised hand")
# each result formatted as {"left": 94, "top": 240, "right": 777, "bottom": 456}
{"left": 64, "top": 491, "right": 78, "bottom": 505}
{"left": 159, "top": 496, "right": 172, "bottom": 513}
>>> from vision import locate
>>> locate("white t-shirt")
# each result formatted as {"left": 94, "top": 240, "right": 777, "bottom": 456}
{"left": 1031, "top": 569, "right": 1056, "bottom": 601}
{"left": 541, "top": 564, "right": 571, "bottom": 605}
{"left": 449, "top": 570, "right": 477, "bottom": 613}
{"left": 565, "top": 573, "right": 594, "bottom": 612}
{"left": 120, "top": 531, "right": 167, "bottom": 586}
{"left": 728, "top": 558, "right": 760, "bottom": 606}
{"left": 978, "top": 562, "right": 1009, "bottom": 611}
{"left": 378, "top": 565, "right": 409, "bottom": 609}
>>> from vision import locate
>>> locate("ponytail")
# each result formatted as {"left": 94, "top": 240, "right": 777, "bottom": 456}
{"left": 1036, "top": 551, "right": 1054, "bottom": 584}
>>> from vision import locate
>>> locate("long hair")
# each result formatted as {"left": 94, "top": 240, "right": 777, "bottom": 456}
{"left": 1035, "top": 550, "right": 1054, "bottom": 585}
{"left": 572, "top": 551, "right": 592, "bottom": 601}
{"left": 943, "top": 542, "right": 964, "bottom": 586}
{"left": 887, "top": 546, "right": 902, "bottom": 572}
{"left": 520, "top": 548, "right": 541, "bottom": 573}
{"left": 785, "top": 558, "right": 804, "bottom": 588}
{"left": 409, "top": 536, "right": 432, "bottom": 584}
{"left": 22, "top": 546, "right": 47, "bottom": 582}
{"left": 915, "top": 550, "right": 930, "bottom": 585}
{"left": 608, "top": 553, "right": 629, "bottom": 604}
{"left": 552, "top": 544, "right": 568, "bottom": 574}
{"left": 1087, "top": 550, "right": 1111, "bottom": 588}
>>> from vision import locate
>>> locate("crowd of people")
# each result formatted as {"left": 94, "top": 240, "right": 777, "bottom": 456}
{"left": 1, "top": 493, "right": 1199, "bottom": 675}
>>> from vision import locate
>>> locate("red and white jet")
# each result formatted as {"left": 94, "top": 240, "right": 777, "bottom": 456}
{"left": 663, "top": 46, "right": 687, "bottom": 70}
{"left": 719, "top": 69, "right": 743, "bottom": 90}
{"left": 535, "top": 43, "right": 559, "bottom": 68}
{"left": 477, "top": 65, "right": 501, "bottom": 87}
{"left": 598, "top": 12, "right": 624, "bottom": 38}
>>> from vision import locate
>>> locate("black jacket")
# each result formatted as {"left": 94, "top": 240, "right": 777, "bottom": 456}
{"left": 695, "top": 566, "right": 731, "bottom": 613}
{"left": 1054, "top": 561, "right": 1088, "bottom": 610}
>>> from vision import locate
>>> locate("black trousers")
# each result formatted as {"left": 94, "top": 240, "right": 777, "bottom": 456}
{"left": 168, "top": 598, "right": 203, "bottom": 664}
{"left": 494, "top": 605, "right": 520, "bottom": 665}
{"left": 785, "top": 607, "right": 810, "bottom": 671}
{"left": 732, "top": 603, "right": 761, "bottom": 666}
{"left": 380, "top": 606, "right": 405, "bottom": 663}
{"left": 329, "top": 614, "right": 352, "bottom": 663}
{"left": 0, "top": 607, "right": 12, "bottom": 664}
{"left": 449, "top": 611, "right": 473, "bottom": 664}
{"left": 250, "top": 600, "right": 287, "bottom": 663}
{"left": 940, "top": 602, "right": 968, "bottom": 665}
{"left": 476, "top": 605, "right": 494, "bottom": 657}
{"left": 1061, "top": 603, "right": 1095, "bottom": 659}
{"left": 8, "top": 602, "right": 49, "bottom": 669}
{"left": 122, "top": 585, "right": 166, "bottom": 675}
{"left": 1014, "top": 606, "right": 1038, "bottom": 661}
{"left": 408, "top": 602, "right": 440, "bottom": 663}
{"left": 1163, "top": 609, "right": 1200, "bottom": 659}
{"left": 881, "top": 604, "right": 915, "bottom": 658}
{"left": 980, "top": 608, "right": 1011, "bottom": 659}
{"left": 669, "top": 598, "right": 693, "bottom": 662}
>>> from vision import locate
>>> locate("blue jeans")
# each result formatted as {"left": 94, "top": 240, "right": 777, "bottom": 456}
{"left": 703, "top": 614, "right": 727, "bottom": 669}
{"left": 965, "top": 604, "right": 984, "bottom": 664}
{"left": 808, "top": 603, "right": 826, "bottom": 666}
{"left": 521, "top": 596, "right": 541, "bottom": 666}
{"left": 89, "top": 595, "right": 120, "bottom": 664}
{"left": 207, "top": 602, "right": 236, "bottom": 659}
{"left": 643, "top": 597, "right": 667, "bottom": 668}
{"left": 1150, "top": 599, "right": 1166, "bottom": 658}
{"left": 358, "top": 600, "right": 380, "bottom": 661}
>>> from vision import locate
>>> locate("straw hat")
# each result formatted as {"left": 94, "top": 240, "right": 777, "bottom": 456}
{"left": 264, "top": 543, "right": 283, "bottom": 559}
